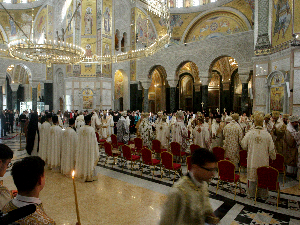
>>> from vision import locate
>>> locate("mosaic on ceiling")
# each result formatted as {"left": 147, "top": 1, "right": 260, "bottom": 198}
{"left": 272, "top": 0, "right": 292, "bottom": 47}
{"left": 224, "top": 0, "right": 254, "bottom": 26}
{"left": 212, "top": 57, "right": 238, "bottom": 82}
{"left": 294, "top": 1, "right": 300, "bottom": 34}
{"left": 185, "top": 11, "right": 248, "bottom": 43}
{"left": 114, "top": 70, "right": 124, "bottom": 99}
{"left": 178, "top": 62, "right": 199, "bottom": 82}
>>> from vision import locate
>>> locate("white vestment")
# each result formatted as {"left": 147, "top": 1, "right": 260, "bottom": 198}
{"left": 57, "top": 115, "right": 63, "bottom": 128}
{"left": 61, "top": 127, "right": 78, "bottom": 176}
{"left": 156, "top": 122, "right": 170, "bottom": 149}
{"left": 75, "top": 125, "right": 99, "bottom": 181}
{"left": 91, "top": 113, "right": 101, "bottom": 130}
{"left": 107, "top": 115, "right": 114, "bottom": 137}
{"left": 172, "top": 119, "right": 188, "bottom": 151}
{"left": 75, "top": 115, "right": 85, "bottom": 132}
{"left": 101, "top": 119, "right": 109, "bottom": 139}
{"left": 48, "top": 125, "right": 63, "bottom": 169}
{"left": 211, "top": 121, "right": 224, "bottom": 148}
{"left": 139, "top": 118, "right": 154, "bottom": 148}
{"left": 38, "top": 121, "right": 51, "bottom": 163}
{"left": 192, "top": 125, "right": 211, "bottom": 149}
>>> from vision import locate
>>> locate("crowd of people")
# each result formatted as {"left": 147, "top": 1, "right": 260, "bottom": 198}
{"left": 0, "top": 107, "right": 299, "bottom": 223}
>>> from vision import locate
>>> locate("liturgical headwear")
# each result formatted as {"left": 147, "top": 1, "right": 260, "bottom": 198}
{"left": 272, "top": 111, "right": 280, "bottom": 118}
{"left": 176, "top": 110, "right": 184, "bottom": 118}
{"left": 282, "top": 114, "right": 290, "bottom": 119}
{"left": 264, "top": 113, "right": 271, "bottom": 119}
{"left": 289, "top": 115, "right": 299, "bottom": 123}
{"left": 232, "top": 113, "right": 239, "bottom": 121}
{"left": 225, "top": 116, "right": 232, "bottom": 123}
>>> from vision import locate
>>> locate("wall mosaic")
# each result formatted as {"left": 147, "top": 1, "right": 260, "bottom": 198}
{"left": 185, "top": 11, "right": 248, "bottom": 43}
{"left": 34, "top": 6, "right": 47, "bottom": 42}
{"left": 272, "top": 0, "right": 292, "bottom": 47}
{"left": 114, "top": 70, "right": 124, "bottom": 99}
{"left": 293, "top": 1, "right": 300, "bottom": 34}
{"left": 224, "top": 0, "right": 254, "bottom": 26}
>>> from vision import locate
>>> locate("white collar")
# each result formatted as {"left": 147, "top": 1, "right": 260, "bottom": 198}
{"left": 189, "top": 171, "right": 202, "bottom": 187}
{"left": 12, "top": 194, "right": 42, "bottom": 207}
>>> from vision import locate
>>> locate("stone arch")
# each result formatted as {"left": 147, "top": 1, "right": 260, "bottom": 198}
{"left": 266, "top": 70, "right": 289, "bottom": 113}
{"left": 113, "top": 69, "right": 129, "bottom": 111}
{"left": 176, "top": 61, "right": 200, "bottom": 82}
{"left": 181, "top": 7, "right": 252, "bottom": 43}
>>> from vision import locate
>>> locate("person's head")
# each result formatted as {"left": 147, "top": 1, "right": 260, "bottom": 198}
{"left": 84, "top": 115, "right": 91, "bottom": 125}
{"left": 69, "top": 118, "right": 75, "bottom": 127}
{"left": 190, "top": 148, "right": 217, "bottom": 182}
{"left": 232, "top": 113, "right": 239, "bottom": 122}
{"left": 11, "top": 156, "right": 45, "bottom": 195}
{"left": 264, "top": 114, "right": 271, "bottom": 123}
{"left": 0, "top": 144, "right": 13, "bottom": 177}
{"left": 272, "top": 111, "right": 280, "bottom": 122}
{"left": 254, "top": 114, "right": 264, "bottom": 127}
{"left": 282, "top": 114, "right": 289, "bottom": 125}
{"left": 52, "top": 115, "right": 59, "bottom": 125}
{"left": 197, "top": 117, "right": 204, "bottom": 125}
{"left": 215, "top": 115, "right": 222, "bottom": 123}
{"left": 289, "top": 115, "right": 299, "bottom": 129}
{"left": 46, "top": 113, "right": 52, "bottom": 122}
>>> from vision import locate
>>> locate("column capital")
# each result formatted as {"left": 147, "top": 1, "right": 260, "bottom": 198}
{"left": 140, "top": 80, "right": 152, "bottom": 89}
{"left": 200, "top": 77, "right": 210, "bottom": 86}
{"left": 167, "top": 79, "right": 178, "bottom": 88}
{"left": 31, "top": 82, "right": 40, "bottom": 88}
{"left": 239, "top": 74, "right": 249, "bottom": 84}
{"left": 10, "top": 83, "right": 19, "bottom": 92}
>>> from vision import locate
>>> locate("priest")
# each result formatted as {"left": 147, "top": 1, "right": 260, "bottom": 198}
{"left": 75, "top": 115, "right": 99, "bottom": 182}
{"left": 116, "top": 111, "right": 130, "bottom": 144}
{"left": 156, "top": 115, "right": 170, "bottom": 149}
{"left": 192, "top": 116, "right": 211, "bottom": 149}
{"left": 39, "top": 113, "right": 52, "bottom": 163}
{"left": 48, "top": 115, "right": 63, "bottom": 171}
{"left": 211, "top": 114, "right": 224, "bottom": 149}
{"left": 61, "top": 118, "right": 78, "bottom": 176}
{"left": 172, "top": 110, "right": 188, "bottom": 152}
{"left": 139, "top": 112, "right": 154, "bottom": 148}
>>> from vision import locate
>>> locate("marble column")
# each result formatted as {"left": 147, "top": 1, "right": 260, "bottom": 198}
{"left": 255, "top": 0, "right": 271, "bottom": 51}
{"left": 194, "top": 83, "right": 201, "bottom": 113}
{"left": 222, "top": 81, "right": 231, "bottom": 112}
{"left": 239, "top": 74, "right": 249, "bottom": 113}
{"left": 201, "top": 78, "right": 209, "bottom": 112}
{"left": 130, "top": 83, "right": 138, "bottom": 111}
{"left": 137, "top": 82, "right": 143, "bottom": 112}
{"left": 10, "top": 84, "right": 19, "bottom": 111}
{"left": 167, "top": 80, "right": 177, "bottom": 113}
{"left": 140, "top": 81, "right": 151, "bottom": 112}
{"left": 31, "top": 82, "right": 39, "bottom": 112}
{"left": 44, "top": 82, "right": 53, "bottom": 111}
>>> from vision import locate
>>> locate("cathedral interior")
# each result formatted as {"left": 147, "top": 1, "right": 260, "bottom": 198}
{"left": 0, "top": 0, "right": 300, "bottom": 224}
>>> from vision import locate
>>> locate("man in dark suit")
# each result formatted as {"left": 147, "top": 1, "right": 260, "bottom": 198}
{"left": 1, "top": 110, "right": 7, "bottom": 137}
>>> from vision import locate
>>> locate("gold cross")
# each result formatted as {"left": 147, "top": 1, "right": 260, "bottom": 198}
{"left": 201, "top": 102, "right": 204, "bottom": 108}
{"left": 216, "top": 108, "right": 219, "bottom": 113}
{"left": 224, "top": 108, "right": 226, "bottom": 113}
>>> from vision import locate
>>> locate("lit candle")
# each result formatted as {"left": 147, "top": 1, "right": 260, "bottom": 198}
{"left": 72, "top": 171, "right": 81, "bottom": 225}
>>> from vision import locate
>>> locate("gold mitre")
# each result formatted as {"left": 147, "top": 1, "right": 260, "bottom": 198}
{"left": 272, "top": 111, "right": 280, "bottom": 118}
{"left": 264, "top": 113, "right": 271, "bottom": 119}
{"left": 143, "top": 112, "right": 150, "bottom": 117}
{"left": 289, "top": 115, "right": 299, "bottom": 123}
{"left": 232, "top": 113, "right": 239, "bottom": 121}
{"left": 225, "top": 116, "right": 232, "bottom": 123}
{"left": 121, "top": 111, "right": 127, "bottom": 116}
{"left": 253, "top": 111, "right": 264, "bottom": 117}
{"left": 157, "top": 111, "right": 163, "bottom": 116}
{"left": 197, "top": 111, "right": 202, "bottom": 117}
{"left": 161, "top": 115, "right": 167, "bottom": 120}
{"left": 254, "top": 114, "right": 264, "bottom": 126}
{"left": 282, "top": 114, "right": 290, "bottom": 119}
{"left": 176, "top": 110, "right": 184, "bottom": 118}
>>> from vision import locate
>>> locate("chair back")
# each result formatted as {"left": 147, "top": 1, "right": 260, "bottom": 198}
{"left": 269, "top": 154, "right": 285, "bottom": 172}
{"left": 111, "top": 134, "right": 118, "bottom": 148}
{"left": 122, "top": 145, "right": 132, "bottom": 160}
{"left": 257, "top": 166, "right": 279, "bottom": 190}
{"left": 152, "top": 139, "right": 161, "bottom": 153}
{"left": 134, "top": 138, "right": 143, "bottom": 151}
{"left": 213, "top": 147, "right": 225, "bottom": 161}
{"left": 141, "top": 148, "right": 152, "bottom": 164}
{"left": 170, "top": 142, "right": 181, "bottom": 156}
{"left": 104, "top": 142, "right": 113, "bottom": 157}
{"left": 218, "top": 160, "right": 236, "bottom": 182}
{"left": 161, "top": 152, "right": 173, "bottom": 170}
{"left": 188, "top": 130, "right": 191, "bottom": 139}
{"left": 95, "top": 132, "right": 100, "bottom": 143}
{"left": 186, "top": 156, "right": 192, "bottom": 172}
{"left": 239, "top": 150, "right": 247, "bottom": 167}
{"left": 190, "top": 144, "right": 200, "bottom": 155}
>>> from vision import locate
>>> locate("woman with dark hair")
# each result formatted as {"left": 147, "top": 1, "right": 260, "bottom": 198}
{"left": 25, "top": 113, "right": 40, "bottom": 156}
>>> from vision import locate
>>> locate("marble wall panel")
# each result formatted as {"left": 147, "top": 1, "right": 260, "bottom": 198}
{"left": 255, "top": 63, "right": 268, "bottom": 76}
{"left": 66, "top": 90, "right": 72, "bottom": 95}
{"left": 271, "top": 58, "right": 290, "bottom": 72}
{"left": 255, "top": 77, "right": 266, "bottom": 106}
{"left": 103, "top": 82, "right": 111, "bottom": 89}
{"left": 102, "top": 89, "right": 111, "bottom": 106}
{"left": 74, "top": 90, "right": 80, "bottom": 106}
{"left": 96, "top": 82, "right": 101, "bottom": 89}
{"left": 293, "top": 70, "right": 300, "bottom": 104}
{"left": 66, "top": 82, "right": 72, "bottom": 89}
{"left": 293, "top": 107, "right": 300, "bottom": 116}
{"left": 74, "top": 82, "right": 79, "bottom": 89}
{"left": 81, "top": 82, "right": 95, "bottom": 89}
{"left": 295, "top": 52, "right": 300, "bottom": 68}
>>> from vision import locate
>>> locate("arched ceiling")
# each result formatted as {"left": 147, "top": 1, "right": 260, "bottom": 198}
{"left": 212, "top": 56, "right": 237, "bottom": 82}
{"left": 177, "top": 61, "right": 200, "bottom": 82}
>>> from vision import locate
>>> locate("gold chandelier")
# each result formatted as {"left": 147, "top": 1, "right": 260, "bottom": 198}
{"left": 8, "top": 39, "right": 85, "bottom": 64}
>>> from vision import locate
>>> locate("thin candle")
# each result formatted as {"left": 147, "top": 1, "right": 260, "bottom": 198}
{"left": 72, "top": 170, "right": 81, "bottom": 225}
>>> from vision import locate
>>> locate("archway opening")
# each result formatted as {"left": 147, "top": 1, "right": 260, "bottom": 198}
{"left": 114, "top": 70, "right": 124, "bottom": 111}
{"left": 179, "top": 74, "right": 194, "bottom": 112}
{"left": 148, "top": 66, "right": 167, "bottom": 113}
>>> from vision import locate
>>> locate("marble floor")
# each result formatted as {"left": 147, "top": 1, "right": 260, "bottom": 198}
{"left": 1, "top": 130, "right": 300, "bottom": 224}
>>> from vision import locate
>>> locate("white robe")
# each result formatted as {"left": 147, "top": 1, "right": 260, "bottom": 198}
{"left": 38, "top": 121, "right": 51, "bottom": 163}
{"left": 61, "top": 127, "right": 78, "bottom": 176}
{"left": 192, "top": 125, "right": 211, "bottom": 149}
{"left": 75, "top": 115, "right": 85, "bottom": 132}
{"left": 211, "top": 122, "right": 224, "bottom": 148}
{"left": 48, "top": 125, "right": 63, "bottom": 169}
{"left": 57, "top": 115, "right": 63, "bottom": 128}
{"left": 172, "top": 119, "right": 188, "bottom": 151}
{"left": 101, "top": 119, "right": 109, "bottom": 139}
{"left": 107, "top": 115, "right": 114, "bottom": 137}
{"left": 91, "top": 113, "right": 101, "bottom": 130}
{"left": 156, "top": 122, "right": 170, "bottom": 149}
{"left": 75, "top": 125, "right": 99, "bottom": 181}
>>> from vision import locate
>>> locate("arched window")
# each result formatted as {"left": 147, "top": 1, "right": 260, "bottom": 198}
{"left": 115, "top": 30, "right": 120, "bottom": 51}
{"left": 193, "top": 0, "right": 199, "bottom": 6}
{"left": 176, "top": 0, "right": 183, "bottom": 8}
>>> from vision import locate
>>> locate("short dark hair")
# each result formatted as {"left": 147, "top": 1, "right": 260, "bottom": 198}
{"left": 191, "top": 148, "right": 217, "bottom": 167}
{"left": 52, "top": 115, "right": 58, "bottom": 124}
{"left": 0, "top": 144, "right": 13, "bottom": 161}
{"left": 11, "top": 156, "right": 45, "bottom": 192}
{"left": 84, "top": 115, "right": 91, "bottom": 124}
{"left": 69, "top": 118, "right": 75, "bottom": 125}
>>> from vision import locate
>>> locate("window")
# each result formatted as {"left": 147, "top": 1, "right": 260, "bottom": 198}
{"left": 193, "top": 0, "right": 199, "bottom": 6}
{"left": 3, "top": 0, "right": 12, "bottom": 3}
{"left": 176, "top": 0, "right": 183, "bottom": 8}
{"left": 20, "top": 0, "right": 28, "bottom": 3}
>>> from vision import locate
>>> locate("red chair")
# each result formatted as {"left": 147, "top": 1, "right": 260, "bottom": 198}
{"left": 122, "top": 145, "right": 141, "bottom": 173}
{"left": 190, "top": 144, "right": 200, "bottom": 155}
{"left": 152, "top": 139, "right": 167, "bottom": 158}
{"left": 239, "top": 150, "right": 247, "bottom": 174}
{"left": 212, "top": 147, "right": 225, "bottom": 161}
{"left": 104, "top": 142, "right": 120, "bottom": 168}
{"left": 96, "top": 132, "right": 106, "bottom": 148}
{"left": 216, "top": 160, "right": 241, "bottom": 200}
{"left": 269, "top": 154, "right": 286, "bottom": 186}
{"left": 255, "top": 166, "right": 280, "bottom": 209}
{"left": 170, "top": 142, "right": 187, "bottom": 163}
{"left": 186, "top": 156, "right": 192, "bottom": 172}
{"left": 141, "top": 148, "right": 160, "bottom": 179}
{"left": 134, "top": 137, "right": 143, "bottom": 154}
{"left": 111, "top": 134, "right": 124, "bottom": 149}
{"left": 161, "top": 151, "right": 182, "bottom": 184}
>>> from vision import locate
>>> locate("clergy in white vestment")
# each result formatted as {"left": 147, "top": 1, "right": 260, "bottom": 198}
{"left": 91, "top": 110, "right": 101, "bottom": 131}
{"left": 263, "top": 114, "right": 273, "bottom": 133}
{"left": 203, "top": 113, "right": 212, "bottom": 135}
{"left": 117, "top": 111, "right": 130, "bottom": 144}
{"left": 75, "top": 113, "right": 85, "bottom": 132}
{"left": 223, "top": 113, "right": 243, "bottom": 169}
{"left": 107, "top": 113, "right": 114, "bottom": 137}
{"left": 61, "top": 118, "right": 78, "bottom": 176}
{"left": 241, "top": 114, "right": 276, "bottom": 198}
{"left": 156, "top": 115, "right": 170, "bottom": 149}
{"left": 211, "top": 114, "right": 225, "bottom": 149}
{"left": 192, "top": 117, "right": 211, "bottom": 150}
{"left": 57, "top": 110, "right": 63, "bottom": 128}
{"left": 38, "top": 114, "right": 52, "bottom": 163}
{"left": 75, "top": 115, "right": 99, "bottom": 182}
{"left": 101, "top": 114, "right": 109, "bottom": 139}
{"left": 48, "top": 116, "right": 63, "bottom": 171}
{"left": 271, "top": 111, "right": 286, "bottom": 155}
{"left": 172, "top": 111, "right": 189, "bottom": 152}
{"left": 139, "top": 112, "right": 154, "bottom": 148}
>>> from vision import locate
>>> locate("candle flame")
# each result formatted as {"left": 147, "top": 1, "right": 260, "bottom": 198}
{"left": 72, "top": 170, "right": 75, "bottom": 178}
